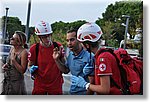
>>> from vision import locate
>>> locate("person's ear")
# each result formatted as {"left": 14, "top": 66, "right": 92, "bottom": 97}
{"left": 85, "top": 43, "right": 90, "bottom": 49}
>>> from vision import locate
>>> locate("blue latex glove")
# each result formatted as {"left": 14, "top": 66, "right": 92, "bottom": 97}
{"left": 83, "top": 63, "right": 94, "bottom": 76}
{"left": 71, "top": 75, "right": 88, "bottom": 88}
{"left": 29, "top": 65, "right": 38, "bottom": 74}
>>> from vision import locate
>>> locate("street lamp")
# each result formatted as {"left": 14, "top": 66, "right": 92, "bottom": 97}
{"left": 25, "top": 0, "right": 31, "bottom": 43}
{"left": 122, "top": 15, "right": 130, "bottom": 49}
{"left": 3, "top": 7, "right": 9, "bottom": 41}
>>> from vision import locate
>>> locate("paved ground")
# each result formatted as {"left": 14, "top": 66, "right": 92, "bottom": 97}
{"left": 0, "top": 70, "right": 71, "bottom": 95}
{"left": 24, "top": 70, "right": 71, "bottom": 95}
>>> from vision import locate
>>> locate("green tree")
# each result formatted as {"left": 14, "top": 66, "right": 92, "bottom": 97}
{"left": 51, "top": 20, "right": 86, "bottom": 47}
{"left": 1, "top": 16, "right": 25, "bottom": 39}
{"left": 96, "top": 0, "right": 143, "bottom": 49}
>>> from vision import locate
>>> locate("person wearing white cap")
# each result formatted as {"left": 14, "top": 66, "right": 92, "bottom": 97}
{"left": 71, "top": 22, "right": 123, "bottom": 95}
{"left": 28, "top": 21, "right": 69, "bottom": 95}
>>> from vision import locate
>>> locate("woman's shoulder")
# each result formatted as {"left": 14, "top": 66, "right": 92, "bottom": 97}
{"left": 20, "top": 48, "right": 28, "bottom": 55}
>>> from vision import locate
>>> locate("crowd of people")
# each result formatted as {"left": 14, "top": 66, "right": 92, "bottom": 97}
{"left": 1, "top": 21, "right": 142, "bottom": 95}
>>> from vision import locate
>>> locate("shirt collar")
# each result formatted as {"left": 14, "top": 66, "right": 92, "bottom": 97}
{"left": 72, "top": 48, "right": 85, "bottom": 59}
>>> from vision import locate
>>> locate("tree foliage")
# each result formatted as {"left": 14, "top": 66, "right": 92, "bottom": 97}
{"left": 1, "top": 0, "right": 143, "bottom": 51}
{"left": 96, "top": 0, "right": 143, "bottom": 48}
{"left": 51, "top": 20, "right": 86, "bottom": 47}
{"left": 1, "top": 16, "right": 24, "bottom": 37}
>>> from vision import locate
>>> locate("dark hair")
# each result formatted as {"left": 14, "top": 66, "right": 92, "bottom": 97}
{"left": 67, "top": 29, "right": 77, "bottom": 33}
{"left": 67, "top": 29, "right": 77, "bottom": 38}
{"left": 24, "top": 44, "right": 28, "bottom": 49}
{"left": 83, "top": 41, "right": 99, "bottom": 48}
{"left": 15, "top": 31, "right": 28, "bottom": 49}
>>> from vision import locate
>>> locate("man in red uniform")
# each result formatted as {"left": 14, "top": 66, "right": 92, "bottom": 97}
{"left": 71, "top": 22, "right": 123, "bottom": 94}
{"left": 28, "top": 21, "right": 69, "bottom": 95}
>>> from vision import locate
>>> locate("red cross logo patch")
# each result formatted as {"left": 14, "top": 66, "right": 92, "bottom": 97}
{"left": 28, "top": 52, "right": 31, "bottom": 58}
{"left": 99, "top": 63, "right": 106, "bottom": 72}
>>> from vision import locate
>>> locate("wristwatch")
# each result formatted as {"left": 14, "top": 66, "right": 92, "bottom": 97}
{"left": 85, "top": 83, "right": 90, "bottom": 90}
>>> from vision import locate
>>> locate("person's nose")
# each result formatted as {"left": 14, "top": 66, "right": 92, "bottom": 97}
{"left": 67, "top": 39, "right": 71, "bottom": 44}
{"left": 67, "top": 40, "right": 72, "bottom": 46}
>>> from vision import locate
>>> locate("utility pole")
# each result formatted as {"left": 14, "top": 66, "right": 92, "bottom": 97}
{"left": 3, "top": 7, "right": 9, "bottom": 42}
{"left": 122, "top": 15, "right": 130, "bottom": 49}
{"left": 25, "top": 0, "right": 31, "bottom": 43}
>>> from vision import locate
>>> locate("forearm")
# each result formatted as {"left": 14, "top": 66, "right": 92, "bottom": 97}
{"left": 55, "top": 59, "right": 69, "bottom": 74}
{"left": 12, "top": 60, "right": 26, "bottom": 74}
{"left": 88, "top": 84, "right": 110, "bottom": 95}
{"left": 86, "top": 88, "right": 94, "bottom": 95}
{"left": 88, "top": 76, "right": 110, "bottom": 94}
{"left": 86, "top": 75, "right": 95, "bottom": 95}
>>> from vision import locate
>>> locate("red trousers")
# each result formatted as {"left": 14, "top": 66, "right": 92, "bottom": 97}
{"left": 32, "top": 87, "right": 62, "bottom": 95}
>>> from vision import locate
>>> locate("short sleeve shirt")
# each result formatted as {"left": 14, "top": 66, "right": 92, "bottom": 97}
{"left": 94, "top": 49, "right": 123, "bottom": 95}
{"left": 28, "top": 42, "right": 64, "bottom": 91}
{"left": 66, "top": 49, "right": 94, "bottom": 94}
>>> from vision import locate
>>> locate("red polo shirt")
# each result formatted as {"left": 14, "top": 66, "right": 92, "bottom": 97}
{"left": 28, "top": 42, "right": 64, "bottom": 94}
{"left": 94, "top": 49, "right": 123, "bottom": 95}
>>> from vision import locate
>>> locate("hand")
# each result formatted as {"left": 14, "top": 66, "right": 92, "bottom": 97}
{"left": 71, "top": 75, "right": 87, "bottom": 88}
{"left": 83, "top": 63, "right": 94, "bottom": 76}
{"left": 29, "top": 65, "right": 38, "bottom": 74}
{"left": 53, "top": 47, "right": 61, "bottom": 60}
{"left": 2, "top": 63, "right": 10, "bottom": 71}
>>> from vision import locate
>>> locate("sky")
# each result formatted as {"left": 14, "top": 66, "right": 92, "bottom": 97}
{"left": 0, "top": 0, "right": 122, "bottom": 27}
{"left": 1, "top": 0, "right": 150, "bottom": 102}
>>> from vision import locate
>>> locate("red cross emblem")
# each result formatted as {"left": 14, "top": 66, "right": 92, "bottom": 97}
{"left": 99, "top": 63, "right": 106, "bottom": 72}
